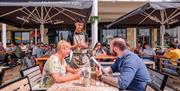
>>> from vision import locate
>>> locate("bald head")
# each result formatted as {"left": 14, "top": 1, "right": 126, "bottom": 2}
{"left": 110, "top": 38, "right": 127, "bottom": 51}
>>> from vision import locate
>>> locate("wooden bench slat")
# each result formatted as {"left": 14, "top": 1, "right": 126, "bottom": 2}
{"left": 28, "top": 70, "right": 41, "bottom": 79}
{"left": 161, "top": 63, "right": 180, "bottom": 68}
{"left": 29, "top": 74, "right": 41, "bottom": 86}
{"left": 23, "top": 66, "right": 40, "bottom": 76}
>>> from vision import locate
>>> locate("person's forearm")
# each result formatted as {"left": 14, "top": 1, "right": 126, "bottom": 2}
{"left": 71, "top": 45, "right": 77, "bottom": 49}
{"left": 53, "top": 74, "right": 78, "bottom": 83}
{"left": 92, "top": 50, "right": 96, "bottom": 56}
{"left": 101, "top": 75, "right": 120, "bottom": 88}
{"left": 66, "top": 66, "right": 77, "bottom": 74}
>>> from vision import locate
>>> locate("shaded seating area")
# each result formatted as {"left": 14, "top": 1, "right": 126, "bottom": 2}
{"left": 0, "top": 1, "right": 180, "bottom": 91}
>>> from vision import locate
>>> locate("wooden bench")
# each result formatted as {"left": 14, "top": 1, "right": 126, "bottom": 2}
{"left": 144, "top": 61, "right": 156, "bottom": 69}
{"left": 160, "top": 58, "right": 180, "bottom": 90}
{"left": 20, "top": 65, "right": 47, "bottom": 91}
{"left": 146, "top": 68, "right": 168, "bottom": 91}
{"left": 160, "top": 58, "right": 180, "bottom": 80}
{"left": 0, "top": 77, "right": 31, "bottom": 91}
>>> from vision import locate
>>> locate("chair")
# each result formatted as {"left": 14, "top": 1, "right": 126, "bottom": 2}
{"left": 0, "top": 54, "right": 5, "bottom": 66}
{"left": 0, "top": 65, "right": 22, "bottom": 86}
{"left": 21, "top": 56, "right": 36, "bottom": 70}
{"left": 20, "top": 65, "right": 47, "bottom": 91}
{"left": 160, "top": 58, "right": 180, "bottom": 79}
{"left": 145, "top": 68, "right": 168, "bottom": 91}
{"left": 0, "top": 77, "right": 31, "bottom": 91}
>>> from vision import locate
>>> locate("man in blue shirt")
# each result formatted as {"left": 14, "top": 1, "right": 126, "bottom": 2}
{"left": 97, "top": 38, "right": 151, "bottom": 91}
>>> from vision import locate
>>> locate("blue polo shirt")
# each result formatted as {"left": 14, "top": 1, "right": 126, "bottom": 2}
{"left": 111, "top": 50, "right": 151, "bottom": 91}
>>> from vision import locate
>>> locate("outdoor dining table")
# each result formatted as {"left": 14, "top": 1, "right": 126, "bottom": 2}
{"left": 94, "top": 55, "right": 116, "bottom": 61}
{"left": 35, "top": 56, "right": 49, "bottom": 65}
{"left": 144, "top": 61, "right": 156, "bottom": 69}
{"left": 0, "top": 66, "right": 9, "bottom": 72}
{"left": 47, "top": 77, "right": 118, "bottom": 91}
{"left": 35, "top": 56, "right": 49, "bottom": 71}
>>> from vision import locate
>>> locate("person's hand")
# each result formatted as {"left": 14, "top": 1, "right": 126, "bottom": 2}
{"left": 79, "top": 42, "right": 87, "bottom": 48}
{"left": 94, "top": 48, "right": 98, "bottom": 50}
{"left": 142, "top": 52, "right": 147, "bottom": 55}
{"left": 95, "top": 65, "right": 103, "bottom": 78}
{"left": 74, "top": 44, "right": 79, "bottom": 48}
{"left": 72, "top": 73, "right": 80, "bottom": 80}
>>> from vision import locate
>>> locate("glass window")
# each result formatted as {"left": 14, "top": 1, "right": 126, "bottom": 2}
{"left": 137, "top": 28, "right": 150, "bottom": 45}
{"left": 15, "top": 32, "right": 21, "bottom": 43}
{"left": 165, "top": 27, "right": 178, "bottom": 45}
{"left": 14, "top": 32, "right": 30, "bottom": 43}
{"left": 22, "top": 32, "right": 30, "bottom": 43}
{"left": 101, "top": 29, "right": 126, "bottom": 44}
{"left": 58, "top": 31, "right": 70, "bottom": 41}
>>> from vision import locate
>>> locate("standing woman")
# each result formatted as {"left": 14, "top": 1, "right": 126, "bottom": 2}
{"left": 93, "top": 42, "right": 107, "bottom": 56}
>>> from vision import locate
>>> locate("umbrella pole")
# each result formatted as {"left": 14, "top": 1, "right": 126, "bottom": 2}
{"left": 160, "top": 25, "right": 165, "bottom": 50}
{"left": 91, "top": 0, "right": 98, "bottom": 48}
{"left": 40, "top": 24, "right": 44, "bottom": 43}
{"left": 178, "top": 26, "right": 180, "bottom": 44}
{"left": 35, "top": 28, "right": 37, "bottom": 45}
{"left": 2, "top": 23, "right": 7, "bottom": 48}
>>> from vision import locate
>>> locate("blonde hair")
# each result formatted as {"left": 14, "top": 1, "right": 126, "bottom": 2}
{"left": 57, "top": 40, "right": 70, "bottom": 51}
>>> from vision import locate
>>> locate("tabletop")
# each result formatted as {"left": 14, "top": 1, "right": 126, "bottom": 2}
{"left": 0, "top": 66, "right": 9, "bottom": 72}
{"left": 47, "top": 77, "right": 118, "bottom": 91}
{"left": 95, "top": 55, "right": 116, "bottom": 60}
{"left": 35, "top": 56, "right": 49, "bottom": 61}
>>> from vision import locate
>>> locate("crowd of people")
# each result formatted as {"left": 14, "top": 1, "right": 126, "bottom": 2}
{"left": 0, "top": 42, "right": 57, "bottom": 66}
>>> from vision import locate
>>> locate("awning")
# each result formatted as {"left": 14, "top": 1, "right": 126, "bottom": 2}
{"left": 107, "top": 2, "right": 180, "bottom": 28}
{"left": 107, "top": 2, "right": 180, "bottom": 48}
{"left": 0, "top": 0, "right": 92, "bottom": 28}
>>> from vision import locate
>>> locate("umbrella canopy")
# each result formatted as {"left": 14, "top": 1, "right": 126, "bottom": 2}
{"left": 107, "top": 2, "right": 180, "bottom": 28}
{"left": 0, "top": 0, "right": 92, "bottom": 28}
{"left": 107, "top": 2, "right": 180, "bottom": 48}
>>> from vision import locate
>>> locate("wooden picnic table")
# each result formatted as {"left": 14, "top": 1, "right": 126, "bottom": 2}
{"left": 35, "top": 56, "right": 49, "bottom": 71}
{"left": 47, "top": 77, "right": 118, "bottom": 91}
{"left": 0, "top": 66, "right": 9, "bottom": 72}
{"left": 152, "top": 55, "right": 164, "bottom": 58}
{"left": 144, "top": 61, "right": 155, "bottom": 69}
{"left": 35, "top": 56, "right": 49, "bottom": 65}
{"left": 94, "top": 55, "right": 116, "bottom": 61}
